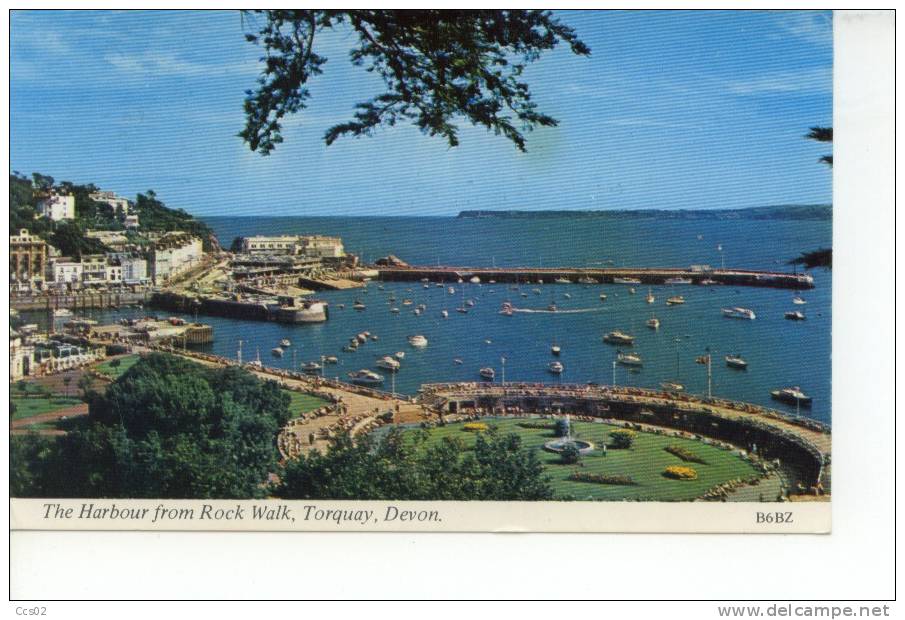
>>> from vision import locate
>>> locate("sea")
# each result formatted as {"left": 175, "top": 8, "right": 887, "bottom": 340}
{"left": 27, "top": 215, "right": 834, "bottom": 424}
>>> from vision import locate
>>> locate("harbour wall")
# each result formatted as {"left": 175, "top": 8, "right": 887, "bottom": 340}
{"left": 12, "top": 291, "right": 151, "bottom": 312}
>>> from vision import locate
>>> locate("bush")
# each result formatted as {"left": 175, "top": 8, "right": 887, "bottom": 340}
{"left": 609, "top": 429, "right": 636, "bottom": 449}
{"left": 517, "top": 422, "right": 554, "bottom": 431}
{"left": 664, "top": 444, "right": 707, "bottom": 465}
{"left": 663, "top": 465, "right": 698, "bottom": 480}
{"left": 559, "top": 444, "right": 580, "bottom": 465}
{"left": 554, "top": 418, "right": 570, "bottom": 438}
{"left": 569, "top": 472, "right": 636, "bottom": 486}
{"left": 462, "top": 422, "right": 489, "bottom": 432}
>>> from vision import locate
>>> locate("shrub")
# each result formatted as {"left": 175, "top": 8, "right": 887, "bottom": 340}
{"left": 462, "top": 422, "right": 489, "bottom": 432}
{"left": 663, "top": 465, "right": 698, "bottom": 480}
{"left": 609, "top": 429, "right": 636, "bottom": 449}
{"left": 517, "top": 422, "right": 554, "bottom": 431}
{"left": 569, "top": 472, "right": 636, "bottom": 486}
{"left": 559, "top": 444, "right": 580, "bottom": 464}
{"left": 664, "top": 444, "right": 707, "bottom": 465}
{"left": 554, "top": 418, "right": 570, "bottom": 438}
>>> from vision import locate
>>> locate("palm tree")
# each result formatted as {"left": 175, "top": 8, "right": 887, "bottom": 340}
{"left": 805, "top": 126, "right": 833, "bottom": 166}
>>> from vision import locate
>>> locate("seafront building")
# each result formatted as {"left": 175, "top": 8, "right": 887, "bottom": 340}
{"left": 239, "top": 234, "right": 345, "bottom": 258}
{"left": 150, "top": 233, "right": 203, "bottom": 284}
{"left": 36, "top": 193, "right": 75, "bottom": 221}
{"left": 88, "top": 190, "right": 131, "bottom": 215}
{"left": 10, "top": 229, "right": 48, "bottom": 286}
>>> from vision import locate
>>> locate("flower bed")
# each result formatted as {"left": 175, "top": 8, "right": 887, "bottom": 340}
{"left": 609, "top": 429, "right": 637, "bottom": 448}
{"left": 516, "top": 422, "right": 555, "bottom": 430}
{"left": 663, "top": 465, "right": 698, "bottom": 480}
{"left": 462, "top": 422, "right": 489, "bottom": 432}
{"left": 664, "top": 444, "right": 708, "bottom": 465}
{"left": 568, "top": 472, "right": 636, "bottom": 486}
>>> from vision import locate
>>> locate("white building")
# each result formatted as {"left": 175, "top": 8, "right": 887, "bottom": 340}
{"left": 37, "top": 194, "right": 75, "bottom": 221}
{"left": 10, "top": 329, "right": 35, "bottom": 380}
{"left": 89, "top": 190, "right": 131, "bottom": 215}
{"left": 240, "top": 235, "right": 300, "bottom": 254}
{"left": 298, "top": 235, "right": 345, "bottom": 258}
{"left": 51, "top": 259, "right": 84, "bottom": 284}
{"left": 118, "top": 255, "right": 148, "bottom": 284}
{"left": 80, "top": 255, "right": 109, "bottom": 285}
{"left": 151, "top": 234, "right": 203, "bottom": 283}
{"left": 239, "top": 234, "right": 345, "bottom": 258}
{"left": 124, "top": 214, "right": 140, "bottom": 229}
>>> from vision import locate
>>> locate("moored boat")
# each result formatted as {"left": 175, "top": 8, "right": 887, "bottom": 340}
{"left": 375, "top": 355, "right": 401, "bottom": 371}
{"left": 407, "top": 334, "right": 428, "bottom": 348}
{"left": 271, "top": 347, "right": 284, "bottom": 357}
{"left": 479, "top": 367, "right": 495, "bottom": 380}
{"left": 785, "top": 311, "right": 806, "bottom": 321}
{"left": 770, "top": 386, "right": 812, "bottom": 406}
{"left": 548, "top": 361, "right": 564, "bottom": 374}
{"left": 666, "top": 296, "right": 685, "bottom": 305}
{"left": 280, "top": 339, "right": 291, "bottom": 348}
{"left": 725, "top": 354, "right": 748, "bottom": 369}
{"left": 613, "top": 277, "right": 641, "bottom": 285}
{"left": 646, "top": 316, "right": 660, "bottom": 329}
{"left": 616, "top": 351, "right": 643, "bottom": 366}
{"left": 301, "top": 361, "right": 322, "bottom": 372}
{"left": 348, "top": 369, "right": 384, "bottom": 385}
{"left": 603, "top": 330, "right": 635, "bottom": 345}
{"left": 664, "top": 277, "right": 692, "bottom": 285}
{"left": 722, "top": 306, "right": 756, "bottom": 320}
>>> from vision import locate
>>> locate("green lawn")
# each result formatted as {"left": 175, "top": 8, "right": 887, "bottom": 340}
{"left": 95, "top": 354, "right": 141, "bottom": 379}
{"left": 399, "top": 418, "right": 761, "bottom": 501}
{"left": 11, "top": 396, "right": 82, "bottom": 421}
{"left": 283, "top": 390, "right": 329, "bottom": 419}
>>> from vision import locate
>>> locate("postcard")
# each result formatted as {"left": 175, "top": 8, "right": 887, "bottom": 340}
{"left": 10, "top": 9, "right": 834, "bottom": 533}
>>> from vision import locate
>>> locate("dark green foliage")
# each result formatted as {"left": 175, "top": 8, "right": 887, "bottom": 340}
{"left": 554, "top": 418, "right": 570, "bottom": 438}
{"left": 277, "top": 427, "right": 553, "bottom": 500}
{"left": 49, "top": 221, "right": 109, "bottom": 258}
{"left": 240, "top": 10, "right": 590, "bottom": 154}
{"left": 789, "top": 248, "right": 832, "bottom": 269}
{"left": 608, "top": 429, "right": 636, "bottom": 449}
{"left": 559, "top": 443, "right": 580, "bottom": 465}
{"left": 10, "top": 354, "right": 291, "bottom": 499}
{"left": 133, "top": 191, "right": 215, "bottom": 250}
{"left": 805, "top": 126, "right": 833, "bottom": 167}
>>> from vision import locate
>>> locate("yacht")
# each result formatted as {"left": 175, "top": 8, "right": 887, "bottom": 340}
{"left": 725, "top": 354, "right": 748, "bottom": 369}
{"left": 394, "top": 351, "right": 405, "bottom": 360}
{"left": 348, "top": 369, "right": 384, "bottom": 385}
{"left": 646, "top": 289, "right": 655, "bottom": 304}
{"left": 324, "top": 356, "right": 339, "bottom": 364}
{"left": 479, "top": 367, "right": 496, "bottom": 380}
{"left": 603, "top": 330, "right": 635, "bottom": 345}
{"left": 408, "top": 334, "right": 428, "bottom": 348}
{"left": 792, "top": 296, "right": 807, "bottom": 305}
{"left": 616, "top": 351, "right": 643, "bottom": 366}
{"left": 785, "top": 311, "right": 806, "bottom": 321}
{"left": 555, "top": 277, "right": 571, "bottom": 284}
{"left": 613, "top": 277, "right": 641, "bottom": 285}
{"left": 666, "top": 296, "right": 685, "bottom": 305}
{"left": 646, "top": 317, "right": 660, "bottom": 330}
{"left": 578, "top": 276, "right": 598, "bottom": 285}
{"left": 722, "top": 307, "right": 756, "bottom": 320}
{"left": 375, "top": 356, "right": 401, "bottom": 371}
{"left": 470, "top": 276, "right": 481, "bottom": 284}
{"left": 660, "top": 381, "right": 685, "bottom": 392}
{"left": 548, "top": 361, "right": 564, "bottom": 374}
{"left": 280, "top": 339, "right": 291, "bottom": 348}
{"left": 271, "top": 347, "right": 284, "bottom": 357}
{"left": 353, "top": 301, "right": 366, "bottom": 311}
{"left": 771, "top": 386, "right": 812, "bottom": 406}
{"left": 301, "top": 361, "right": 322, "bottom": 373}
{"left": 664, "top": 277, "right": 693, "bottom": 285}
{"left": 390, "top": 307, "right": 400, "bottom": 314}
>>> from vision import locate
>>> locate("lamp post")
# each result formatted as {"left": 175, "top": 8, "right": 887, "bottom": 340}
{"left": 612, "top": 359, "right": 617, "bottom": 387}
{"left": 501, "top": 356, "right": 506, "bottom": 386}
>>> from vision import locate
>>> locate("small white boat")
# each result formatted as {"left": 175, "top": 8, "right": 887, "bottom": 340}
{"left": 664, "top": 277, "right": 693, "bottom": 285}
{"left": 628, "top": 287, "right": 636, "bottom": 295}
{"left": 599, "top": 293, "right": 607, "bottom": 301}
{"left": 666, "top": 296, "right": 686, "bottom": 306}
{"left": 792, "top": 296, "right": 807, "bottom": 305}
{"left": 390, "top": 307, "right": 400, "bottom": 313}
{"left": 660, "top": 381, "right": 685, "bottom": 392}
{"left": 725, "top": 354, "right": 747, "bottom": 369}
{"left": 448, "top": 287, "right": 456, "bottom": 294}
{"left": 616, "top": 351, "right": 643, "bottom": 366}
{"left": 454, "top": 358, "right": 464, "bottom": 365}
{"left": 348, "top": 369, "right": 384, "bottom": 385}
{"left": 499, "top": 303, "right": 513, "bottom": 316}
{"left": 613, "top": 277, "right": 641, "bottom": 285}
{"left": 441, "top": 310, "right": 449, "bottom": 318}
{"left": 484, "top": 339, "right": 492, "bottom": 345}
{"left": 603, "top": 330, "right": 635, "bottom": 345}
{"left": 722, "top": 307, "right": 756, "bottom": 320}
{"left": 376, "top": 356, "right": 401, "bottom": 371}
{"left": 353, "top": 301, "right": 366, "bottom": 310}
{"left": 646, "top": 317, "right": 660, "bottom": 329}
{"left": 479, "top": 367, "right": 495, "bottom": 380}
{"left": 563, "top": 292, "right": 571, "bottom": 299}
{"left": 408, "top": 335, "right": 428, "bottom": 348}
{"left": 413, "top": 308, "right": 422, "bottom": 316}
{"left": 700, "top": 278, "right": 719, "bottom": 286}
{"left": 532, "top": 288, "right": 541, "bottom": 295}
{"left": 646, "top": 289, "right": 655, "bottom": 304}
{"left": 394, "top": 351, "right": 405, "bottom": 360}
{"left": 301, "top": 361, "right": 322, "bottom": 372}
{"left": 465, "top": 299, "right": 475, "bottom": 307}
{"left": 551, "top": 343, "right": 561, "bottom": 356}
{"left": 771, "top": 386, "right": 812, "bottom": 406}
{"left": 555, "top": 277, "right": 571, "bottom": 284}
{"left": 402, "top": 299, "right": 413, "bottom": 306}
{"left": 324, "top": 356, "right": 339, "bottom": 364}
{"left": 578, "top": 276, "right": 598, "bottom": 285}
{"left": 785, "top": 311, "right": 806, "bottom": 321}
{"left": 271, "top": 347, "right": 284, "bottom": 357}
{"left": 53, "top": 308, "right": 73, "bottom": 317}
{"left": 370, "top": 334, "right": 379, "bottom": 341}
{"left": 548, "top": 361, "right": 564, "bottom": 374}
{"left": 456, "top": 306, "right": 469, "bottom": 314}
{"left": 470, "top": 276, "right": 481, "bottom": 284}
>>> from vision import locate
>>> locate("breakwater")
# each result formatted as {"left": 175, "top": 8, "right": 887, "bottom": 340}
{"left": 375, "top": 266, "right": 815, "bottom": 289}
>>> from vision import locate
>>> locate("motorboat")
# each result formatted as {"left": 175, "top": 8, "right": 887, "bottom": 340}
{"left": 666, "top": 296, "right": 686, "bottom": 305}
{"left": 479, "top": 367, "right": 495, "bottom": 380}
{"left": 280, "top": 339, "right": 291, "bottom": 348}
{"left": 646, "top": 289, "right": 655, "bottom": 304}
{"left": 616, "top": 351, "right": 643, "bottom": 366}
{"left": 628, "top": 287, "right": 636, "bottom": 295}
{"left": 465, "top": 299, "right": 475, "bottom": 307}
{"left": 551, "top": 343, "right": 561, "bottom": 356}
{"left": 375, "top": 356, "right": 401, "bottom": 371}
{"left": 402, "top": 299, "right": 413, "bottom": 306}
{"left": 792, "top": 296, "right": 807, "bottom": 305}
{"left": 390, "top": 307, "right": 400, "bottom": 314}
{"left": 725, "top": 354, "right": 748, "bottom": 369}
{"left": 301, "top": 361, "right": 322, "bottom": 372}
{"left": 599, "top": 293, "right": 607, "bottom": 301}
{"left": 456, "top": 306, "right": 469, "bottom": 314}
{"left": 324, "top": 356, "right": 339, "bottom": 364}
{"left": 661, "top": 381, "right": 685, "bottom": 392}
{"left": 578, "top": 276, "right": 598, "bottom": 285}
{"left": 499, "top": 302, "right": 514, "bottom": 316}
{"left": 348, "top": 369, "right": 384, "bottom": 385}
{"left": 353, "top": 301, "right": 366, "bottom": 310}
{"left": 370, "top": 334, "right": 379, "bottom": 341}
{"left": 413, "top": 308, "right": 422, "bottom": 316}
{"left": 646, "top": 317, "right": 660, "bottom": 330}
{"left": 664, "top": 277, "right": 692, "bottom": 285}
{"left": 441, "top": 310, "right": 449, "bottom": 318}
{"left": 453, "top": 358, "right": 464, "bottom": 365}
{"left": 722, "top": 307, "right": 756, "bottom": 320}
{"left": 563, "top": 293, "right": 571, "bottom": 299}
{"left": 547, "top": 302, "right": 558, "bottom": 312}
{"left": 532, "top": 288, "right": 541, "bottom": 295}
{"left": 484, "top": 339, "right": 492, "bottom": 345}
{"left": 555, "top": 277, "right": 571, "bottom": 284}
{"left": 771, "top": 386, "right": 812, "bottom": 406}
{"left": 470, "top": 276, "right": 481, "bottom": 284}
{"left": 408, "top": 335, "right": 428, "bottom": 348}
{"left": 785, "top": 311, "right": 806, "bottom": 321}
{"left": 394, "top": 351, "right": 405, "bottom": 360}
{"left": 548, "top": 361, "right": 564, "bottom": 374}
{"left": 700, "top": 278, "right": 719, "bottom": 286}
{"left": 448, "top": 287, "right": 456, "bottom": 295}
{"left": 613, "top": 277, "right": 641, "bottom": 285}
{"left": 271, "top": 347, "right": 284, "bottom": 357}
{"left": 603, "top": 330, "right": 635, "bottom": 345}
{"left": 53, "top": 308, "right": 73, "bottom": 317}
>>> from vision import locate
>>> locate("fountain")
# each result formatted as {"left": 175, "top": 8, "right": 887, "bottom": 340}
{"left": 543, "top": 415, "right": 595, "bottom": 455}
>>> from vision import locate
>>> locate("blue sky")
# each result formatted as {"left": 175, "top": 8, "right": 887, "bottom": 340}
{"left": 10, "top": 10, "right": 832, "bottom": 217}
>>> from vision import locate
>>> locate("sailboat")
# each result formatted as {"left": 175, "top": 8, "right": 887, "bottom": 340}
{"left": 646, "top": 288, "right": 655, "bottom": 304}
{"left": 456, "top": 284, "right": 469, "bottom": 313}
{"left": 646, "top": 315, "right": 660, "bottom": 330}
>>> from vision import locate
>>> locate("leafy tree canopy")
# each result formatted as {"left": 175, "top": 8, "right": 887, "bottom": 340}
{"left": 240, "top": 9, "right": 590, "bottom": 154}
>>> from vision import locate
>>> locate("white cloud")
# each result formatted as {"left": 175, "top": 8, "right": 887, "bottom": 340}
{"left": 105, "top": 51, "right": 257, "bottom": 78}
{"left": 727, "top": 67, "right": 832, "bottom": 96}
{"left": 778, "top": 12, "right": 833, "bottom": 47}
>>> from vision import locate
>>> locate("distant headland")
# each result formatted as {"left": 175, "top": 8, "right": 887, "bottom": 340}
{"left": 456, "top": 205, "right": 832, "bottom": 221}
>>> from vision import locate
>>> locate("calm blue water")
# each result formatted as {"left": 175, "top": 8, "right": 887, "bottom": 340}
{"left": 28, "top": 215, "right": 832, "bottom": 424}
